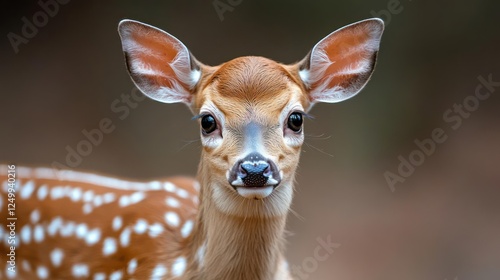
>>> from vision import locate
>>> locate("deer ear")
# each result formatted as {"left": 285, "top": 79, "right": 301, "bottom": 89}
{"left": 298, "top": 18, "right": 384, "bottom": 104}
{"left": 118, "top": 20, "right": 201, "bottom": 104}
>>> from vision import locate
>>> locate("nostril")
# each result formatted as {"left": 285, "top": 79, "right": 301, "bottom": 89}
{"left": 263, "top": 165, "right": 271, "bottom": 177}
{"left": 238, "top": 164, "right": 247, "bottom": 178}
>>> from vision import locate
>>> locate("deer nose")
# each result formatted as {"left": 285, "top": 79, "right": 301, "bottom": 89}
{"left": 239, "top": 161, "right": 271, "bottom": 186}
{"left": 229, "top": 153, "right": 281, "bottom": 188}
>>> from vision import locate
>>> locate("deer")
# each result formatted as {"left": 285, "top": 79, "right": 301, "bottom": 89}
{"left": 0, "top": 18, "right": 384, "bottom": 279}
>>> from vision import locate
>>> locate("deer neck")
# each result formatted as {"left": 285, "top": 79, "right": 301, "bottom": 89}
{"left": 187, "top": 174, "right": 289, "bottom": 280}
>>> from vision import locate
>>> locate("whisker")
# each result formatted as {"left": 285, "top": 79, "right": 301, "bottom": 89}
{"left": 288, "top": 207, "right": 304, "bottom": 221}
{"left": 178, "top": 139, "right": 201, "bottom": 152}
{"left": 304, "top": 133, "right": 332, "bottom": 140}
{"left": 303, "top": 141, "right": 335, "bottom": 158}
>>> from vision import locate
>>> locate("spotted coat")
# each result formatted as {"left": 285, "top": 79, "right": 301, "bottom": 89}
{"left": 0, "top": 165, "right": 198, "bottom": 280}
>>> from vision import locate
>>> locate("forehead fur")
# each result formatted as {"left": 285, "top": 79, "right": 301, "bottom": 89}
{"left": 212, "top": 56, "right": 295, "bottom": 101}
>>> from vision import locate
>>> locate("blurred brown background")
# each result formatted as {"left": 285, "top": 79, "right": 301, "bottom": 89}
{"left": 1, "top": 0, "right": 500, "bottom": 279}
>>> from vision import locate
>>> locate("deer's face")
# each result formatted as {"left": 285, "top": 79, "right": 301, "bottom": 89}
{"left": 118, "top": 19, "right": 384, "bottom": 216}
{"left": 193, "top": 57, "right": 309, "bottom": 203}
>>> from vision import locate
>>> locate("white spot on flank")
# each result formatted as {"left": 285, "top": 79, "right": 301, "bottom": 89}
{"left": 22, "top": 260, "right": 31, "bottom": 272}
{"left": 93, "top": 272, "right": 106, "bottom": 280}
{"left": 83, "top": 190, "right": 94, "bottom": 202}
{"left": 134, "top": 219, "right": 148, "bottom": 234}
{"left": 37, "top": 185, "right": 48, "bottom": 200}
{"left": 149, "top": 181, "right": 162, "bottom": 189}
{"left": 30, "top": 209, "right": 41, "bottom": 223}
{"left": 93, "top": 195, "right": 103, "bottom": 207}
{"left": 63, "top": 186, "right": 73, "bottom": 197}
{"left": 109, "top": 270, "right": 123, "bottom": 280}
{"left": 60, "top": 221, "right": 76, "bottom": 237}
{"left": 129, "top": 191, "right": 146, "bottom": 204}
{"left": 148, "top": 223, "right": 164, "bottom": 238}
{"left": 6, "top": 271, "right": 16, "bottom": 279}
{"left": 151, "top": 264, "right": 168, "bottom": 278}
{"left": 72, "top": 263, "right": 89, "bottom": 278}
{"left": 70, "top": 187, "right": 83, "bottom": 202}
{"left": 127, "top": 258, "right": 138, "bottom": 275}
{"left": 85, "top": 228, "right": 101, "bottom": 245}
{"left": 83, "top": 203, "right": 93, "bottom": 214}
{"left": 34, "top": 224, "right": 44, "bottom": 243}
{"left": 76, "top": 223, "right": 89, "bottom": 238}
{"left": 181, "top": 220, "right": 194, "bottom": 238}
{"left": 119, "top": 192, "right": 145, "bottom": 207}
{"left": 119, "top": 195, "right": 131, "bottom": 207}
{"left": 50, "top": 186, "right": 65, "bottom": 200}
{"left": 102, "top": 192, "right": 116, "bottom": 204}
{"left": 119, "top": 227, "right": 131, "bottom": 247}
{"left": 172, "top": 256, "right": 187, "bottom": 277}
{"left": 165, "top": 212, "right": 180, "bottom": 227}
{"left": 164, "top": 182, "right": 177, "bottom": 192}
{"left": 37, "top": 265, "right": 49, "bottom": 279}
{"left": 103, "top": 237, "right": 117, "bottom": 256}
{"left": 20, "top": 225, "right": 31, "bottom": 244}
{"left": 47, "top": 217, "right": 63, "bottom": 236}
{"left": 166, "top": 197, "right": 180, "bottom": 208}
{"left": 112, "top": 216, "right": 123, "bottom": 231}
{"left": 6, "top": 264, "right": 16, "bottom": 278}
{"left": 176, "top": 188, "right": 189, "bottom": 199}
{"left": 50, "top": 248, "right": 64, "bottom": 267}
{"left": 20, "top": 180, "right": 35, "bottom": 199}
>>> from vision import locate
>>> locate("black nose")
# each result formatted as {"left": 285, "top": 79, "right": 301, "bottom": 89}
{"left": 239, "top": 161, "right": 270, "bottom": 186}
{"left": 228, "top": 152, "right": 281, "bottom": 188}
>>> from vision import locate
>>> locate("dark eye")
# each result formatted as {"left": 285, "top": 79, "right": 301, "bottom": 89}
{"left": 287, "top": 112, "right": 303, "bottom": 132}
{"left": 201, "top": 115, "right": 217, "bottom": 134}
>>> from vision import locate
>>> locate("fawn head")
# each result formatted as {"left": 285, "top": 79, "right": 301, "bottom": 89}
{"left": 118, "top": 19, "right": 384, "bottom": 216}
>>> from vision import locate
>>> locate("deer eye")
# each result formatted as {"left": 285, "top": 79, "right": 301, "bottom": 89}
{"left": 287, "top": 112, "right": 303, "bottom": 132}
{"left": 201, "top": 115, "right": 217, "bottom": 134}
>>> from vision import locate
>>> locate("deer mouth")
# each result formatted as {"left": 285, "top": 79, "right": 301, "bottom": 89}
{"left": 230, "top": 178, "right": 280, "bottom": 200}
{"left": 234, "top": 185, "right": 276, "bottom": 200}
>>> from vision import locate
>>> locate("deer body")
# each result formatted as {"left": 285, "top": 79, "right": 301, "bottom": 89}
{"left": 1, "top": 18, "right": 384, "bottom": 279}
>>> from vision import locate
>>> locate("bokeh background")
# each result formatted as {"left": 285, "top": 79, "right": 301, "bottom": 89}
{"left": 1, "top": 0, "right": 500, "bottom": 279}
